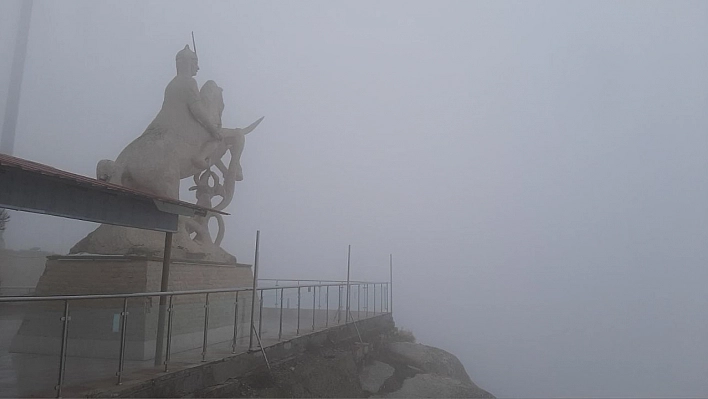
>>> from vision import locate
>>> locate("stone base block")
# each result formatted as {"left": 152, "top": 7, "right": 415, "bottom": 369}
{"left": 10, "top": 255, "right": 256, "bottom": 360}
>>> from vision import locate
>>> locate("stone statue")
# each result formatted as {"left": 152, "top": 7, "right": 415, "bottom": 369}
{"left": 73, "top": 45, "right": 263, "bottom": 262}
{"left": 96, "top": 46, "right": 262, "bottom": 199}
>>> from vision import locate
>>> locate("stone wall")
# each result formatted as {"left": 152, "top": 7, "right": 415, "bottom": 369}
{"left": 10, "top": 255, "right": 256, "bottom": 360}
{"left": 0, "top": 249, "right": 52, "bottom": 295}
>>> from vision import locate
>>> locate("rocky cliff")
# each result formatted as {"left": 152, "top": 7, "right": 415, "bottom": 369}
{"left": 196, "top": 327, "right": 494, "bottom": 398}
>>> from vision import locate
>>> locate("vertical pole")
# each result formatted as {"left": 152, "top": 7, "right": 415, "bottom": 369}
{"left": 373, "top": 283, "right": 376, "bottom": 315}
{"left": 385, "top": 284, "right": 388, "bottom": 312}
{"left": 390, "top": 254, "right": 393, "bottom": 314}
{"left": 278, "top": 288, "right": 284, "bottom": 340}
{"left": 325, "top": 285, "right": 329, "bottom": 327}
{"left": 258, "top": 290, "right": 264, "bottom": 343}
{"left": 296, "top": 286, "right": 301, "bottom": 335}
{"left": 357, "top": 284, "right": 360, "bottom": 320}
{"left": 164, "top": 295, "right": 174, "bottom": 372}
{"left": 345, "top": 245, "right": 351, "bottom": 323}
{"left": 201, "top": 293, "right": 210, "bottom": 362}
{"left": 274, "top": 281, "right": 278, "bottom": 306}
{"left": 337, "top": 285, "right": 342, "bottom": 324}
{"left": 312, "top": 285, "right": 316, "bottom": 331}
{"left": 55, "top": 300, "right": 70, "bottom": 398}
{"left": 232, "top": 293, "right": 239, "bottom": 353}
{"left": 365, "top": 284, "right": 369, "bottom": 317}
{"left": 116, "top": 297, "right": 129, "bottom": 385}
{"left": 248, "top": 230, "right": 260, "bottom": 352}
{"left": 154, "top": 231, "right": 173, "bottom": 366}
{"left": 1, "top": 0, "right": 33, "bottom": 155}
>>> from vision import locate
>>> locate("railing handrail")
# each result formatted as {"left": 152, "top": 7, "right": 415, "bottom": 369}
{"left": 0, "top": 280, "right": 389, "bottom": 303}
{"left": 258, "top": 278, "right": 373, "bottom": 284}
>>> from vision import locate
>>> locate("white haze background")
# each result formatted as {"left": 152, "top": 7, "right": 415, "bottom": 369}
{"left": 1, "top": 1, "right": 708, "bottom": 397}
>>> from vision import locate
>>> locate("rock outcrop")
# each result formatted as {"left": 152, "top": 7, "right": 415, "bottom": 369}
{"left": 194, "top": 326, "right": 494, "bottom": 398}
{"left": 373, "top": 341, "right": 494, "bottom": 398}
{"left": 385, "top": 374, "right": 491, "bottom": 398}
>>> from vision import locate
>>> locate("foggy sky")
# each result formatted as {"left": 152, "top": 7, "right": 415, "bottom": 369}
{"left": 2, "top": 1, "right": 708, "bottom": 397}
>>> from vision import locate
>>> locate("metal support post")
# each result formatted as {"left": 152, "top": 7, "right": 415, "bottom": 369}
{"left": 274, "top": 281, "right": 279, "bottom": 306}
{"left": 357, "top": 284, "right": 360, "bottom": 320}
{"left": 380, "top": 284, "right": 383, "bottom": 313}
{"left": 390, "top": 254, "right": 393, "bottom": 314}
{"left": 232, "top": 293, "right": 239, "bottom": 353}
{"left": 296, "top": 286, "right": 301, "bottom": 335}
{"left": 164, "top": 295, "right": 174, "bottom": 372}
{"left": 55, "top": 300, "right": 70, "bottom": 398}
{"left": 373, "top": 283, "right": 376, "bottom": 315}
{"left": 312, "top": 286, "right": 316, "bottom": 331}
{"left": 248, "top": 230, "right": 260, "bottom": 352}
{"left": 154, "top": 231, "right": 173, "bottom": 366}
{"left": 116, "top": 298, "right": 129, "bottom": 385}
{"left": 258, "top": 290, "right": 264, "bottom": 343}
{"left": 278, "top": 288, "right": 284, "bottom": 340}
{"left": 201, "top": 293, "right": 210, "bottom": 362}
{"left": 346, "top": 245, "right": 351, "bottom": 323}
{"left": 325, "top": 285, "right": 329, "bottom": 327}
{"left": 366, "top": 284, "right": 369, "bottom": 317}
{"left": 337, "top": 285, "right": 342, "bottom": 324}
{"left": 1, "top": 0, "right": 33, "bottom": 155}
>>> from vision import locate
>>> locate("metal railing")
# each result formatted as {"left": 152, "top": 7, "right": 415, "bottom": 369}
{"left": 0, "top": 279, "right": 390, "bottom": 398}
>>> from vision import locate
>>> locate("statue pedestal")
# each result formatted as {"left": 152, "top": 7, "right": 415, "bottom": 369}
{"left": 10, "top": 255, "right": 256, "bottom": 360}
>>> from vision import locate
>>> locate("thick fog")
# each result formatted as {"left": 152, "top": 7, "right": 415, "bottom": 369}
{"left": 2, "top": 1, "right": 708, "bottom": 397}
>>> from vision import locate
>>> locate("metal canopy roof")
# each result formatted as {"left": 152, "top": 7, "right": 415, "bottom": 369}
{"left": 0, "top": 153, "right": 227, "bottom": 233}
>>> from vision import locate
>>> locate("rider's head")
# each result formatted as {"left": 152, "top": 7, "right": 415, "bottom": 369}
{"left": 176, "top": 45, "right": 199, "bottom": 77}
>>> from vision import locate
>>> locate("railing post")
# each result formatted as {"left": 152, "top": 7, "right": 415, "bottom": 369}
{"left": 116, "top": 297, "right": 129, "bottom": 385}
{"left": 384, "top": 284, "right": 388, "bottom": 312}
{"left": 337, "top": 285, "right": 342, "bottom": 324}
{"left": 154, "top": 231, "right": 173, "bottom": 366}
{"left": 274, "top": 280, "right": 279, "bottom": 306}
{"left": 325, "top": 285, "right": 329, "bottom": 327}
{"left": 164, "top": 295, "right": 174, "bottom": 372}
{"left": 55, "top": 300, "right": 70, "bottom": 398}
{"left": 201, "top": 293, "right": 210, "bottom": 362}
{"left": 248, "top": 230, "right": 260, "bottom": 352}
{"left": 232, "top": 292, "right": 239, "bottom": 354}
{"left": 373, "top": 283, "right": 376, "bottom": 315}
{"left": 346, "top": 245, "right": 351, "bottom": 323}
{"left": 312, "top": 285, "right": 316, "bottom": 331}
{"left": 365, "top": 284, "right": 369, "bottom": 317}
{"left": 380, "top": 284, "right": 383, "bottom": 313}
{"left": 278, "top": 287, "right": 284, "bottom": 340}
{"left": 357, "top": 284, "right": 360, "bottom": 320}
{"left": 296, "top": 286, "right": 301, "bottom": 335}
{"left": 390, "top": 254, "right": 393, "bottom": 315}
{"left": 258, "top": 290, "right": 264, "bottom": 344}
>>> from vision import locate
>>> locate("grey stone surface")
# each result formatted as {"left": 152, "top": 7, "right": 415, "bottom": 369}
{"left": 384, "top": 373, "right": 494, "bottom": 398}
{"left": 71, "top": 220, "right": 236, "bottom": 263}
{"left": 359, "top": 360, "right": 395, "bottom": 393}
{"left": 387, "top": 342, "right": 473, "bottom": 384}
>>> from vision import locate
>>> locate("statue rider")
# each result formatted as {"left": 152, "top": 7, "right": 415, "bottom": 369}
{"left": 144, "top": 45, "right": 222, "bottom": 170}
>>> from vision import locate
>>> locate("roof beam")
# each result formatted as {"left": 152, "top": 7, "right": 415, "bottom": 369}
{"left": 0, "top": 166, "right": 179, "bottom": 232}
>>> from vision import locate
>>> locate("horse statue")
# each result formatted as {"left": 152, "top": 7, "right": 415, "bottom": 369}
{"left": 95, "top": 46, "right": 263, "bottom": 202}
{"left": 93, "top": 45, "right": 262, "bottom": 250}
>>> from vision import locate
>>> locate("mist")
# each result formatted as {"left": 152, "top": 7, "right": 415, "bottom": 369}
{"left": 2, "top": 1, "right": 708, "bottom": 397}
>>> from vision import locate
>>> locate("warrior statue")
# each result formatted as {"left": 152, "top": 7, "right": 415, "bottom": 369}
{"left": 73, "top": 45, "right": 263, "bottom": 262}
